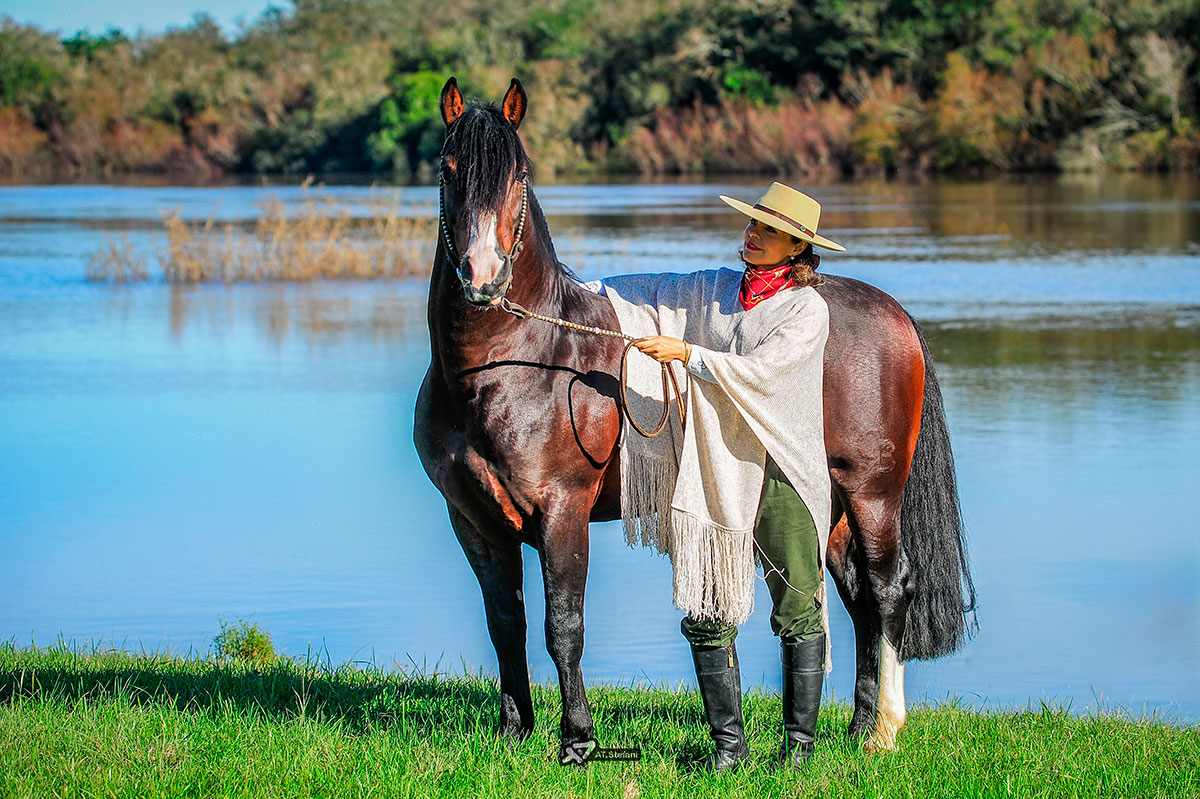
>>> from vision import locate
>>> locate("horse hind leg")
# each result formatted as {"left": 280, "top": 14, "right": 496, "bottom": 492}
{"left": 447, "top": 506, "right": 534, "bottom": 740}
{"left": 827, "top": 512, "right": 883, "bottom": 742}
{"left": 828, "top": 497, "right": 912, "bottom": 751}
{"left": 863, "top": 504, "right": 912, "bottom": 752}
{"left": 870, "top": 621, "right": 908, "bottom": 751}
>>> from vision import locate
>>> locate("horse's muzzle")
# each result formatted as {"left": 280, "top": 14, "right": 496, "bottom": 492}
{"left": 460, "top": 252, "right": 514, "bottom": 307}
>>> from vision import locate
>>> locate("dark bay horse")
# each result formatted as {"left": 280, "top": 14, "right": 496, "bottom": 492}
{"left": 414, "top": 77, "right": 975, "bottom": 760}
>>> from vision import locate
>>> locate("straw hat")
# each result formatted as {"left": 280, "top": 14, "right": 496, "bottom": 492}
{"left": 719, "top": 182, "right": 845, "bottom": 252}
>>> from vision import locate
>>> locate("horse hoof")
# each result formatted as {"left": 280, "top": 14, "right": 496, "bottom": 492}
{"left": 558, "top": 739, "right": 599, "bottom": 766}
{"left": 863, "top": 734, "right": 898, "bottom": 753}
{"left": 862, "top": 717, "right": 902, "bottom": 752}
{"left": 846, "top": 713, "right": 873, "bottom": 742}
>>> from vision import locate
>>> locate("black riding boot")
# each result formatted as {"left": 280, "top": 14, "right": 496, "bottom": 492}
{"left": 690, "top": 643, "right": 751, "bottom": 772}
{"left": 780, "top": 634, "right": 825, "bottom": 767}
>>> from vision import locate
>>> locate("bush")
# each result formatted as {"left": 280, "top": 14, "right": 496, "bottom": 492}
{"left": 213, "top": 618, "right": 276, "bottom": 665}
{"left": 366, "top": 70, "right": 445, "bottom": 174}
{"left": 0, "top": 106, "right": 48, "bottom": 174}
{"left": 931, "top": 51, "right": 1025, "bottom": 170}
{"left": 847, "top": 68, "right": 927, "bottom": 173}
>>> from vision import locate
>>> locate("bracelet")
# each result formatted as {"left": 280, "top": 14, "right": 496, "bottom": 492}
{"left": 683, "top": 341, "right": 692, "bottom": 364}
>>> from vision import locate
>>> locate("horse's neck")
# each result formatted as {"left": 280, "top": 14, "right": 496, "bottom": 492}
{"left": 510, "top": 228, "right": 570, "bottom": 315}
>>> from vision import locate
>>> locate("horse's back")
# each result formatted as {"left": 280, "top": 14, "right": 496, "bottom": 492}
{"left": 819, "top": 274, "right": 916, "bottom": 342}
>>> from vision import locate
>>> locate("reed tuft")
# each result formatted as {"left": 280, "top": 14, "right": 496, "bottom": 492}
{"left": 89, "top": 184, "right": 437, "bottom": 283}
{"left": 86, "top": 234, "right": 149, "bottom": 282}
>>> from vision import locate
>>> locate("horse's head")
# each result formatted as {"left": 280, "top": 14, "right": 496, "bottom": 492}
{"left": 438, "top": 77, "right": 531, "bottom": 307}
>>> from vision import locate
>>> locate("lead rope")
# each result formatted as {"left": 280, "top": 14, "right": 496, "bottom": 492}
{"left": 501, "top": 298, "right": 794, "bottom": 593}
{"left": 503, "top": 300, "right": 799, "bottom": 595}
{"left": 499, "top": 297, "right": 685, "bottom": 438}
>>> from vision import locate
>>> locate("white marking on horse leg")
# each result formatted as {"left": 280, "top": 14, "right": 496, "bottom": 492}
{"left": 866, "top": 636, "right": 906, "bottom": 751}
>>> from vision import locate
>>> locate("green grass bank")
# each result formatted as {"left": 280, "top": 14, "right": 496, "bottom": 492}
{"left": 1, "top": 643, "right": 1195, "bottom": 798}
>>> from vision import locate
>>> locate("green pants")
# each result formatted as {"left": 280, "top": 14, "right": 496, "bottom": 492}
{"left": 681, "top": 456, "right": 824, "bottom": 648}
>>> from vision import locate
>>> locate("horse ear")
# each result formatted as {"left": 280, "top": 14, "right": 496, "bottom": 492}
{"left": 440, "top": 76, "right": 464, "bottom": 127}
{"left": 501, "top": 78, "right": 527, "bottom": 129}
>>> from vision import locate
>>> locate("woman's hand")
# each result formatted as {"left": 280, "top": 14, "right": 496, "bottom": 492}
{"left": 632, "top": 335, "right": 691, "bottom": 364}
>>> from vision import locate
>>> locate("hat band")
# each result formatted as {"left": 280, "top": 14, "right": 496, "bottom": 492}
{"left": 753, "top": 204, "right": 815, "bottom": 238}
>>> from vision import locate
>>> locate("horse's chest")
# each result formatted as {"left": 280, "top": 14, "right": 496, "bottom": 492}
{"left": 424, "top": 386, "right": 559, "bottom": 527}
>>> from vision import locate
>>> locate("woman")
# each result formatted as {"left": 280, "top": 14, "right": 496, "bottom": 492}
{"left": 615, "top": 182, "right": 843, "bottom": 771}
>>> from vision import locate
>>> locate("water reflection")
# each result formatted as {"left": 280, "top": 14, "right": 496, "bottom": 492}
{"left": 926, "top": 308, "right": 1200, "bottom": 402}
{"left": 165, "top": 284, "right": 429, "bottom": 352}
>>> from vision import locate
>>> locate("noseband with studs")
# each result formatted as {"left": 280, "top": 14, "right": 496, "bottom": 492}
{"left": 439, "top": 170, "right": 530, "bottom": 295}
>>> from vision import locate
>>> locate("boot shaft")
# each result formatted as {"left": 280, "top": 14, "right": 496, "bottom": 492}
{"left": 781, "top": 635, "right": 825, "bottom": 764}
{"left": 690, "top": 643, "right": 750, "bottom": 767}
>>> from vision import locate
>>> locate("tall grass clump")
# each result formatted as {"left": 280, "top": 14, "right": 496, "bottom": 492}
{"left": 212, "top": 618, "right": 276, "bottom": 666}
{"left": 88, "top": 182, "right": 437, "bottom": 283}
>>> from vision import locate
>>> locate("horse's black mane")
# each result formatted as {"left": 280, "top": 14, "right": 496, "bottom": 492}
{"left": 441, "top": 102, "right": 532, "bottom": 213}
{"left": 439, "top": 99, "right": 586, "bottom": 297}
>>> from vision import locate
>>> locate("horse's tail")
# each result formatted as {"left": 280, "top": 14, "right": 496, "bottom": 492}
{"left": 899, "top": 315, "right": 977, "bottom": 660}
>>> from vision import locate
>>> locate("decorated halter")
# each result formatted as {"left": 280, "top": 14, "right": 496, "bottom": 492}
{"left": 438, "top": 169, "right": 530, "bottom": 294}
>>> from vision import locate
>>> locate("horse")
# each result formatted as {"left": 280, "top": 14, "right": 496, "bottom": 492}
{"left": 414, "top": 77, "right": 975, "bottom": 761}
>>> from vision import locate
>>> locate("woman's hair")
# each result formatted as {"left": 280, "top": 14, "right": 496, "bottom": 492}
{"left": 788, "top": 240, "right": 824, "bottom": 287}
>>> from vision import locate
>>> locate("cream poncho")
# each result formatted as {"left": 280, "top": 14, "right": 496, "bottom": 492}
{"left": 599, "top": 268, "right": 832, "bottom": 651}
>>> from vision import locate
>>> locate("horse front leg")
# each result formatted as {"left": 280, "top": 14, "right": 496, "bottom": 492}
{"left": 536, "top": 505, "right": 596, "bottom": 763}
{"left": 448, "top": 505, "right": 535, "bottom": 740}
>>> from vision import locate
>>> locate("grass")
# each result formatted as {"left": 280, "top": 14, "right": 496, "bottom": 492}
{"left": 0, "top": 641, "right": 1196, "bottom": 799}
{"left": 87, "top": 180, "right": 437, "bottom": 284}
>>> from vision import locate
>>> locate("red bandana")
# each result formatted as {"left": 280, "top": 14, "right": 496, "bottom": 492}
{"left": 739, "top": 264, "right": 796, "bottom": 310}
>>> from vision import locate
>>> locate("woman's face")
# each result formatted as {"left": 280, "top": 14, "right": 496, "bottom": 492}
{"left": 742, "top": 218, "right": 806, "bottom": 267}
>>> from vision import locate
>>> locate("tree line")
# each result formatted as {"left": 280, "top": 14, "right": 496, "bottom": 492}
{"left": 1, "top": 0, "right": 1197, "bottom": 178}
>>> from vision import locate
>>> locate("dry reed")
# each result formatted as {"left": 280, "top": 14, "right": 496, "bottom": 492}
{"left": 89, "top": 182, "right": 437, "bottom": 283}
{"left": 86, "top": 234, "right": 148, "bottom": 282}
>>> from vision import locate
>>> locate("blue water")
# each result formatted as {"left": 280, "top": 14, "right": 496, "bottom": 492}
{"left": 1, "top": 176, "right": 1198, "bottom": 723}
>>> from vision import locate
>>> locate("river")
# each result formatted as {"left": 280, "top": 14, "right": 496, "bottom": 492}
{"left": 1, "top": 174, "right": 1197, "bottom": 721}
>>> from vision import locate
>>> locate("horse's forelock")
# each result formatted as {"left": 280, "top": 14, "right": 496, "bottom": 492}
{"left": 443, "top": 103, "right": 530, "bottom": 212}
